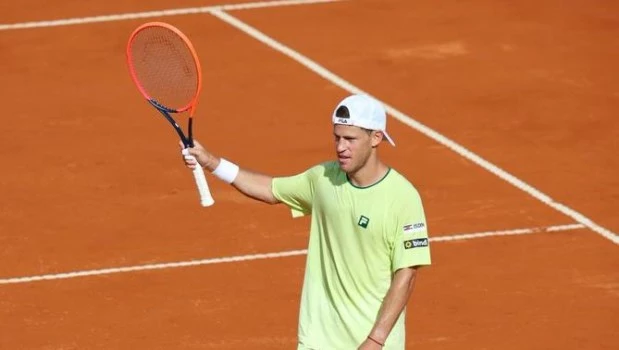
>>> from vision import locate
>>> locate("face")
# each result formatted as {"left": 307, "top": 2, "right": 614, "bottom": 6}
{"left": 333, "top": 124, "right": 383, "bottom": 174}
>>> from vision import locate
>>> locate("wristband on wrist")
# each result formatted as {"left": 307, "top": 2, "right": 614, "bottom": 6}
{"left": 367, "top": 335, "right": 384, "bottom": 347}
{"left": 211, "top": 158, "right": 239, "bottom": 184}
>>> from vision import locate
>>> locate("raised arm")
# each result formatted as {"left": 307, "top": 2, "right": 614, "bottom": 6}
{"left": 182, "top": 140, "right": 280, "bottom": 204}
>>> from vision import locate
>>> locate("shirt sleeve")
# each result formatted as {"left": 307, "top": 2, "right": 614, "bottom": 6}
{"left": 271, "top": 165, "right": 320, "bottom": 218}
{"left": 390, "top": 189, "right": 432, "bottom": 272}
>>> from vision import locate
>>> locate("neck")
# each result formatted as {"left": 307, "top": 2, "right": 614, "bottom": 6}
{"left": 347, "top": 154, "right": 389, "bottom": 188}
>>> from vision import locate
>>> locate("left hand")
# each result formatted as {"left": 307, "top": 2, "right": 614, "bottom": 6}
{"left": 358, "top": 338, "right": 383, "bottom": 350}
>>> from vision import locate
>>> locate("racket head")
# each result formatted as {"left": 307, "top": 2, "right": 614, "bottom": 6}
{"left": 126, "top": 22, "right": 203, "bottom": 116}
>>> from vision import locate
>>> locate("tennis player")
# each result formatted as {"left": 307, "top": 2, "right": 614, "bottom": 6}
{"left": 183, "top": 94, "right": 432, "bottom": 349}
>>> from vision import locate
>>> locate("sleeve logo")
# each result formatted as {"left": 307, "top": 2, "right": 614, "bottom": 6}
{"left": 403, "top": 238, "right": 429, "bottom": 249}
{"left": 403, "top": 222, "right": 426, "bottom": 234}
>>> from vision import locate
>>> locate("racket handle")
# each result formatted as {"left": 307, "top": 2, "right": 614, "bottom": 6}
{"left": 182, "top": 149, "right": 215, "bottom": 207}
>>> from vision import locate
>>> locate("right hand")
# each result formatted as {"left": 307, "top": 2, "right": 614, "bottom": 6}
{"left": 180, "top": 140, "right": 215, "bottom": 171}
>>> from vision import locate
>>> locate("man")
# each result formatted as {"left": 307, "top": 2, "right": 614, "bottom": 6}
{"left": 183, "top": 94, "right": 432, "bottom": 349}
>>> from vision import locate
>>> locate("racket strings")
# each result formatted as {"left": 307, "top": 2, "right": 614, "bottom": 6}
{"left": 129, "top": 26, "right": 199, "bottom": 111}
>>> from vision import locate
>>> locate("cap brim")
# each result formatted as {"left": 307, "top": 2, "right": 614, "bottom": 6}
{"left": 383, "top": 131, "right": 396, "bottom": 146}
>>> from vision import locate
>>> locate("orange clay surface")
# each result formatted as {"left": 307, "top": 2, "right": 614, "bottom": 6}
{"left": 0, "top": 0, "right": 617, "bottom": 349}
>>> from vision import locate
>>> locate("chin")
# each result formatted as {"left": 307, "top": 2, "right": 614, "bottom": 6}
{"left": 337, "top": 161, "right": 356, "bottom": 174}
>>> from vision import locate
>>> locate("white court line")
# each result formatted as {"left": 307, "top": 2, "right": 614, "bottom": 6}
{"left": 0, "top": 0, "right": 342, "bottom": 31}
{"left": 0, "top": 224, "right": 585, "bottom": 285}
{"left": 431, "top": 223, "right": 584, "bottom": 242}
{"left": 210, "top": 9, "right": 619, "bottom": 246}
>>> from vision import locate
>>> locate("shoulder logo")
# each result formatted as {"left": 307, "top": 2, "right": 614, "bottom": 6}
{"left": 403, "top": 222, "right": 426, "bottom": 234}
{"left": 358, "top": 215, "right": 370, "bottom": 229}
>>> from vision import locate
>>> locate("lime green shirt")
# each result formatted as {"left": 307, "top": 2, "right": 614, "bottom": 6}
{"left": 272, "top": 161, "right": 431, "bottom": 349}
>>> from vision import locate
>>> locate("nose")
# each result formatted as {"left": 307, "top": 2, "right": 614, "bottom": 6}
{"left": 336, "top": 138, "right": 347, "bottom": 153}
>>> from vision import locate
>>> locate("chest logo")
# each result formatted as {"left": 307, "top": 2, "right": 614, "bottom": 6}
{"left": 358, "top": 215, "right": 370, "bottom": 228}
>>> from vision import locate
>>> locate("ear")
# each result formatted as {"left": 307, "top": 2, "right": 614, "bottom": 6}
{"left": 371, "top": 131, "right": 384, "bottom": 147}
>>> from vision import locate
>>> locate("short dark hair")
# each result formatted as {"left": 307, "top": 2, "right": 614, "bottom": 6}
{"left": 335, "top": 105, "right": 350, "bottom": 118}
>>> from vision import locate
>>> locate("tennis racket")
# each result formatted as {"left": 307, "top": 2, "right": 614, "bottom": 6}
{"left": 126, "top": 22, "right": 214, "bottom": 207}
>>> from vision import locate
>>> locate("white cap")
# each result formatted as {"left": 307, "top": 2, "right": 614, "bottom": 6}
{"left": 332, "top": 94, "right": 395, "bottom": 146}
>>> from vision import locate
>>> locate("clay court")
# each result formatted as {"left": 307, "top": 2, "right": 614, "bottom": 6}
{"left": 1, "top": 0, "right": 618, "bottom": 348}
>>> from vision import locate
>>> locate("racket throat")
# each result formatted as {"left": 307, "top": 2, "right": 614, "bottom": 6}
{"left": 149, "top": 100, "right": 192, "bottom": 148}
{"left": 188, "top": 117, "right": 194, "bottom": 147}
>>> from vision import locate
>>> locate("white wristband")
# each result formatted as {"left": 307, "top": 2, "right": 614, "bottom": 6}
{"left": 212, "top": 158, "right": 239, "bottom": 184}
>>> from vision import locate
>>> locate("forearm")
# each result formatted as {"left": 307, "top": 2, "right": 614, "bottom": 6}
{"left": 231, "top": 168, "right": 278, "bottom": 204}
{"left": 368, "top": 267, "right": 418, "bottom": 344}
{"left": 206, "top": 156, "right": 279, "bottom": 205}
{"left": 183, "top": 141, "right": 280, "bottom": 205}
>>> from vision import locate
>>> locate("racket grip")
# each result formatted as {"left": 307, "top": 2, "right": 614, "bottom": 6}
{"left": 182, "top": 149, "right": 215, "bottom": 207}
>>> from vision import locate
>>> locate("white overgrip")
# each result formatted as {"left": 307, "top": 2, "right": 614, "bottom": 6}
{"left": 182, "top": 149, "right": 215, "bottom": 207}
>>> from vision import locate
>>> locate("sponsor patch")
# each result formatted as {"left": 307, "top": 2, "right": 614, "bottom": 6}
{"left": 403, "top": 238, "right": 429, "bottom": 250}
{"left": 403, "top": 222, "right": 426, "bottom": 234}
